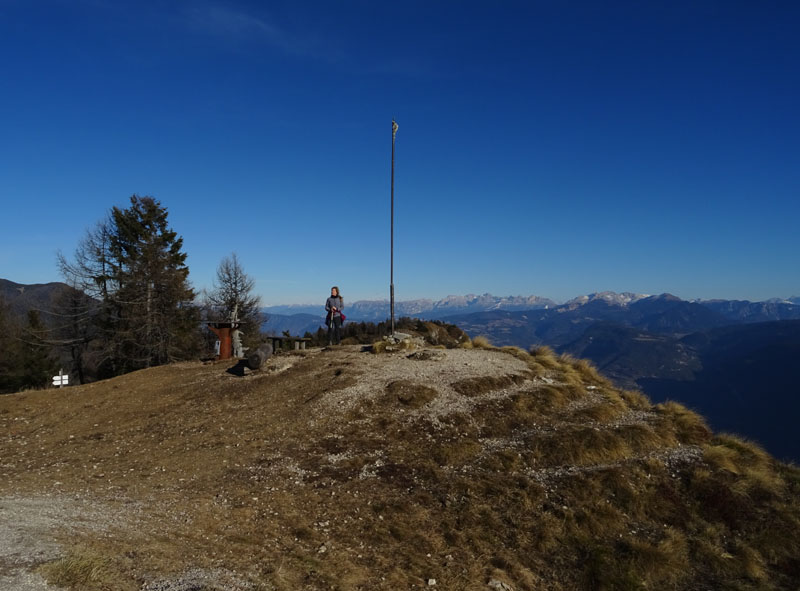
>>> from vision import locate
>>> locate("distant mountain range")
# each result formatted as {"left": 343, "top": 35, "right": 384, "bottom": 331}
{"left": 264, "top": 293, "right": 557, "bottom": 321}
{"left": 265, "top": 291, "right": 800, "bottom": 326}
{"left": 444, "top": 293, "right": 800, "bottom": 462}
{"left": 266, "top": 290, "right": 800, "bottom": 461}
{"left": 262, "top": 293, "right": 558, "bottom": 336}
{"left": 447, "top": 293, "right": 800, "bottom": 345}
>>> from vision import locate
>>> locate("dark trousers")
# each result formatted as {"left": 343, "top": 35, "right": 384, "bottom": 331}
{"left": 328, "top": 316, "right": 342, "bottom": 345}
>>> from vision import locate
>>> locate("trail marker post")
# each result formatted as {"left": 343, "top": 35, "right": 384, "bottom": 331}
{"left": 52, "top": 369, "right": 69, "bottom": 388}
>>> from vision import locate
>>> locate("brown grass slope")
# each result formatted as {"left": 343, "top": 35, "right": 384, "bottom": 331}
{"left": 1, "top": 343, "right": 799, "bottom": 590}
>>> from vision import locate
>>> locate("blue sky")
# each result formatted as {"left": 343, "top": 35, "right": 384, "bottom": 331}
{"left": 1, "top": 0, "right": 798, "bottom": 305}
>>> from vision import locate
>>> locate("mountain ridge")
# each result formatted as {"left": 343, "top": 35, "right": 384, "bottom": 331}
{"left": 0, "top": 278, "right": 75, "bottom": 319}
{"left": 443, "top": 300, "right": 800, "bottom": 462}
{"left": 263, "top": 293, "right": 558, "bottom": 322}
{"left": 263, "top": 291, "right": 800, "bottom": 328}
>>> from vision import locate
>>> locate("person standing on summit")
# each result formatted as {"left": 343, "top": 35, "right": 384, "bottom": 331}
{"left": 325, "top": 286, "right": 344, "bottom": 345}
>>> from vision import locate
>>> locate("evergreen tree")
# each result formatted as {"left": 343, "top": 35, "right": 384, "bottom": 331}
{"left": 18, "top": 310, "right": 58, "bottom": 389}
{"left": 48, "top": 280, "right": 102, "bottom": 384}
{"left": 57, "top": 218, "right": 118, "bottom": 377}
{"left": 60, "top": 195, "right": 201, "bottom": 377}
{"left": 108, "top": 196, "right": 200, "bottom": 370}
{"left": 0, "top": 303, "right": 58, "bottom": 393}
{"left": 0, "top": 295, "right": 20, "bottom": 393}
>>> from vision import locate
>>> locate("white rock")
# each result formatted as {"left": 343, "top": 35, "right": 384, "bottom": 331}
{"left": 488, "top": 579, "right": 514, "bottom": 591}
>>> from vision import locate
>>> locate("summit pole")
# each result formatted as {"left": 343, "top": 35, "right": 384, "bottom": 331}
{"left": 390, "top": 119, "right": 398, "bottom": 337}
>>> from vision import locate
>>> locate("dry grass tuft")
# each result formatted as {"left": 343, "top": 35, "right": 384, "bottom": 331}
{"left": 39, "top": 551, "right": 119, "bottom": 591}
{"left": 655, "top": 400, "right": 712, "bottom": 444}
{"left": 529, "top": 426, "right": 631, "bottom": 467}
{"left": 703, "top": 434, "right": 782, "bottom": 493}
{"left": 371, "top": 339, "right": 390, "bottom": 354}
{"left": 371, "top": 339, "right": 417, "bottom": 354}
{"left": 420, "top": 321, "right": 470, "bottom": 348}
{"left": 385, "top": 380, "right": 438, "bottom": 408}
{"left": 499, "top": 345, "right": 530, "bottom": 360}
{"left": 516, "top": 385, "right": 571, "bottom": 415}
{"left": 451, "top": 373, "right": 528, "bottom": 397}
{"left": 552, "top": 354, "right": 612, "bottom": 390}
{"left": 615, "top": 423, "right": 668, "bottom": 454}
{"left": 471, "top": 335, "right": 493, "bottom": 349}
{"left": 570, "top": 399, "right": 627, "bottom": 424}
{"left": 735, "top": 542, "right": 768, "bottom": 582}
{"left": 431, "top": 439, "right": 483, "bottom": 466}
{"left": 528, "top": 345, "right": 560, "bottom": 369}
{"left": 572, "top": 359, "right": 611, "bottom": 386}
{"left": 580, "top": 527, "right": 691, "bottom": 590}
{"left": 620, "top": 389, "right": 652, "bottom": 410}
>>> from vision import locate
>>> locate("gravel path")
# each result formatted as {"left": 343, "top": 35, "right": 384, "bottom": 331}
{"left": 0, "top": 495, "right": 140, "bottom": 590}
{"left": 0, "top": 496, "right": 74, "bottom": 590}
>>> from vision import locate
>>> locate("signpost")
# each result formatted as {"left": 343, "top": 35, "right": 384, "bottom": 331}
{"left": 52, "top": 369, "right": 69, "bottom": 388}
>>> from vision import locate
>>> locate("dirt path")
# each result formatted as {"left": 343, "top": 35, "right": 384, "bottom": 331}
{"left": 0, "top": 494, "right": 142, "bottom": 590}
{"left": 0, "top": 496, "right": 72, "bottom": 590}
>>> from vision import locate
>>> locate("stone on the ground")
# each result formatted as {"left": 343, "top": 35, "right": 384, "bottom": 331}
{"left": 246, "top": 343, "right": 273, "bottom": 370}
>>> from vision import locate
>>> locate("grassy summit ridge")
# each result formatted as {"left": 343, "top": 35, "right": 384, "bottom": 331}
{"left": 1, "top": 342, "right": 799, "bottom": 590}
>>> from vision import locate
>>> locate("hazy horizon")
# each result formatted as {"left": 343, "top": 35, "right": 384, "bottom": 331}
{"left": 3, "top": 275, "right": 799, "bottom": 309}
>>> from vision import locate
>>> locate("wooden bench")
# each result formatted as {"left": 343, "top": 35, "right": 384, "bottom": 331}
{"left": 266, "top": 336, "right": 312, "bottom": 351}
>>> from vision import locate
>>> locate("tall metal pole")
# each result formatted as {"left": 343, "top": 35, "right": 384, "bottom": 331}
{"left": 390, "top": 119, "right": 398, "bottom": 337}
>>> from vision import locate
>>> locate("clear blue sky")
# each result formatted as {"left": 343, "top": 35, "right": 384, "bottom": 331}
{"left": 1, "top": 0, "right": 798, "bottom": 305}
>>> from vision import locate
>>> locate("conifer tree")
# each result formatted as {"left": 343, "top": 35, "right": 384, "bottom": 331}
{"left": 18, "top": 310, "right": 58, "bottom": 389}
{"left": 0, "top": 295, "right": 19, "bottom": 393}
{"left": 60, "top": 195, "right": 201, "bottom": 377}
{"left": 0, "top": 303, "right": 58, "bottom": 393}
{"left": 47, "top": 279, "right": 102, "bottom": 384}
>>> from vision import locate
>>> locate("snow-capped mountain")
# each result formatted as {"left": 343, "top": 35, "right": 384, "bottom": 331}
{"left": 564, "top": 291, "right": 649, "bottom": 308}
{"left": 264, "top": 293, "right": 557, "bottom": 322}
